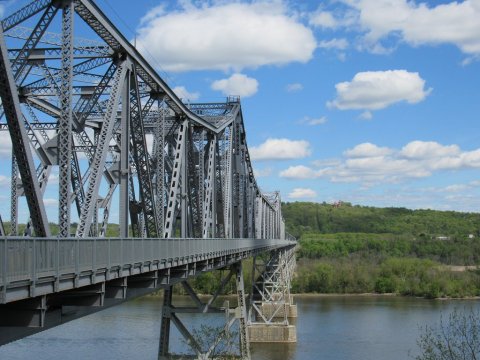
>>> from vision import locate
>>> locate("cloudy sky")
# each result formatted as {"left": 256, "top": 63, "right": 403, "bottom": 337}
{"left": 1, "top": 0, "right": 480, "bottom": 216}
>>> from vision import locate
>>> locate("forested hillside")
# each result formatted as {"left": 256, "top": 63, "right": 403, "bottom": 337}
{"left": 284, "top": 202, "right": 480, "bottom": 298}
{"left": 282, "top": 202, "right": 480, "bottom": 239}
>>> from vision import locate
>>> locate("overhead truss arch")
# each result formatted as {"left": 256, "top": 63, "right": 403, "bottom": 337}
{"left": 0, "top": 0, "right": 284, "bottom": 240}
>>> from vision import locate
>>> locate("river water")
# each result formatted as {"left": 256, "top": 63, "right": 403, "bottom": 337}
{"left": 0, "top": 295, "right": 479, "bottom": 359}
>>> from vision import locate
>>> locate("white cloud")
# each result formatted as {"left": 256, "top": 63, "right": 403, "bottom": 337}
{"left": 0, "top": 132, "right": 12, "bottom": 158}
{"left": 285, "top": 83, "right": 303, "bottom": 93}
{"left": 253, "top": 167, "right": 273, "bottom": 178}
{"left": 400, "top": 141, "right": 460, "bottom": 159}
{"left": 43, "top": 198, "right": 58, "bottom": 207}
{"left": 47, "top": 173, "right": 59, "bottom": 185}
{"left": 339, "top": 0, "right": 480, "bottom": 58}
{"left": 306, "top": 116, "right": 327, "bottom": 126}
{"left": 139, "top": 4, "right": 166, "bottom": 25}
{"left": 288, "top": 188, "right": 317, "bottom": 199}
{"left": 312, "top": 158, "right": 342, "bottom": 167}
{"left": 0, "top": 175, "right": 9, "bottom": 187}
{"left": 344, "top": 142, "right": 392, "bottom": 158}
{"left": 443, "top": 184, "right": 469, "bottom": 193}
{"left": 327, "top": 70, "right": 432, "bottom": 112}
{"left": 359, "top": 111, "right": 372, "bottom": 120}
{"left": 211, "top": 73, "right": 258, "bottom": 98}
{"left": 337, "top": 53, "right": 347, "bottom": 62}
{"left": 309, "top": 11, "right": 339, "bottom": 28}
{"left": 172, "top": 86, "right": 200, "bottom": 101}
{"left": 338, "top": 185, "right": 480, "bottom": 212}
{"left": 307, "top": 140, "right": 480, "bottom": 184}
{"left": 250, "top": 138, "right": 311, "bottom": 161}
{"left": 280, "top": 165, "right": 318, "bottom": 179}
{"left": 318, "top": 38, "right": 349, "bottom": 50}
{"left": 136, "top": 1, "right": 316, "bottom": 72}
{"left": 299, "top": 116, "right": 327, "bottom": 126}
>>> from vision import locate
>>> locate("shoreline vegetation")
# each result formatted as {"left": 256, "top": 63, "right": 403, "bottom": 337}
{"left": 283, "top": 202, "right": 480, "bottom": 299}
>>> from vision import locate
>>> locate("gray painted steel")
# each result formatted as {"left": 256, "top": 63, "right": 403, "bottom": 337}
{"left": 0, "top": 237, "right": 294, "bottom": 304}
{"left": 0, "top": 1, "right": 296, "bottom": 355}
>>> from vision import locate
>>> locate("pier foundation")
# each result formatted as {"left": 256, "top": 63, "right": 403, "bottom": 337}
{"left": 247, "top": 248, "right": 297, "bottom": 343}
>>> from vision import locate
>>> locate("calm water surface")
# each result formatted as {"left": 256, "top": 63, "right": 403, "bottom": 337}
{"left": 0, "top": 295, "right": 479, "bottom": 360}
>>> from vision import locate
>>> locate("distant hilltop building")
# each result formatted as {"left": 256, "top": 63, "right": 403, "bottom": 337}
{"left": 333, "top": 201, "right": 343, "bottom": 208}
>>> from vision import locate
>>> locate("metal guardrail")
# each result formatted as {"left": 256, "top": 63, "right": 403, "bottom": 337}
{"left": 285, "top": 233, "right": 297, "bottom": 242}
{"left": 0, "top": 237, "right": 294, "bottom": 289}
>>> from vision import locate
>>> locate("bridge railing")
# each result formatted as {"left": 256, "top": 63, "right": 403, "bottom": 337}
{"left": 0, "top": 237, "right": 295, "bottom": 288}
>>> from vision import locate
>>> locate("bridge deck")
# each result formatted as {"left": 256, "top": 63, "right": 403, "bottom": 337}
{"left": 0, "top": 237, "right": 294, "bottom": 304}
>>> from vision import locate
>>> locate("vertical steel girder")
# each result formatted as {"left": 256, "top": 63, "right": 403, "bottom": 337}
{"left": 233, "top": 262, "right": 251, "bottom": 359}
{"left": 223, "top": 124, "right": 234, "bottom": 238}
{"left": 10, "top": 155, "right": 18, "bottom": 236}
{"left": 129, "top": 69, "right": 159, "bottom": 238}
{"left": 158, "top": 286, "right": 173, "bottom": 359}
{"left": 198, "top": 130, "right": 205, "bottom": 235}
{"left": 154, "top": 105, "right": 166, "bottom": 239}
{"left": 163, "top": 119, "right": 188, "bottom": 238}
{"left": 119, "top": 73, "right": 130, "bottom": 238}
{"left": 181, "top": 125, "right": 190, "bottom": 237}
{"left": 202, "top": 137, "right": 217, "bottom": 238}
{"left": 57, "top": 0, "right": 74, "bottom": 238}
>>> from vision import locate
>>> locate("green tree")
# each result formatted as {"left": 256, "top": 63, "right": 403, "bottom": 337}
{"left": 415, "top": 309, "right": 480, "bottom": 360}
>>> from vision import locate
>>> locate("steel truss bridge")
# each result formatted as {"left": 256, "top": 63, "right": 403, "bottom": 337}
{"left": 0, "top": 1, "right": 297, "bottom": 358}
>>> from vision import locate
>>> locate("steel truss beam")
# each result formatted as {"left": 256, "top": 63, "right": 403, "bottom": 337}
{"left": 158, "top": 262, "right": 250, "bottom": 359}
{"left": 75, "top": 60, "right": 126, "bottom": 237}
{"left": 0, "top": 0, "right": 297, "bottom": 355}
{"left": 249, "top": 247, "right": 296, "bottom": 326}
{"left": 0, "top": 27, "right": 50, "bottom": 237}
{"left": 0, "top": 0, "right": 287, "bottom": 242}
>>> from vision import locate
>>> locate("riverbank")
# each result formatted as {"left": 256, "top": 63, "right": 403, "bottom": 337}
{"left": 291, "top": 293, "right": 480, "bottom": 300}
{"left": 145, "top": 289, "right": 480, "bottom": 302}
{"left": 293, "top": 257, "right": 480, "bottom": 299}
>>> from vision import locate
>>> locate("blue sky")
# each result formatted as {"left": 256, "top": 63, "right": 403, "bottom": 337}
{"left": 1, "top": 0, "right": 480, "bottom": 219}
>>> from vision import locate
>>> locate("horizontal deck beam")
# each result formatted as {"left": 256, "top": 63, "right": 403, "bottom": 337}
{"left": 0, "top": 237, "right": 295, "bottom": 304}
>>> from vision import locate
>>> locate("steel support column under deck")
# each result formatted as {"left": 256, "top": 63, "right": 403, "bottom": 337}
{"left": 157, "top": 262, "right": 251, "bottom": 359}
